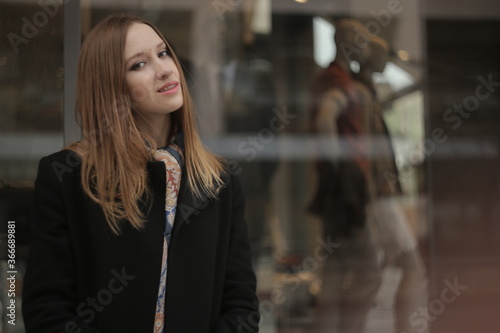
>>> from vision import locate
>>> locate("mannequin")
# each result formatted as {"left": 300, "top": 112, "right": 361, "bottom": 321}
{"left": 309, "top": 19, "right": 384, "bottom": 333}
{"left": 356, "top": 36, "right": 389, "bottom": 84}
{"left": 355, "top": 35, "right": 428, "bottom": 333}
{"left": 312, "top": 18, "right": 367, "bottom": 134}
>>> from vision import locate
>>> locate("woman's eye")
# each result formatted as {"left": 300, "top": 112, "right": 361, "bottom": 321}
{"left": 159, "top": 50, "right": 169, "bottom": 58}
{"left": 131, "top": 62, "right": 145, "bottom": 71}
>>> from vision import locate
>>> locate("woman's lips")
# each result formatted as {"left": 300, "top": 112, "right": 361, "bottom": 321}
{"left": 157, "top": 81, "right": 180, "bottom": 95}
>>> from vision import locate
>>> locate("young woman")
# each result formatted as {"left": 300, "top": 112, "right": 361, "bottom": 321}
{"left": 22, "top": 14, "right": 260, "bottom": 333}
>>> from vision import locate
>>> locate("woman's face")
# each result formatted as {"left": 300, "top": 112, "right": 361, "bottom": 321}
{"left": 123, "top": 23, "right": 183, "bottom": 123}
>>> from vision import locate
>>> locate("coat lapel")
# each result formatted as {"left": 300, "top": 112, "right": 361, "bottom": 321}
{"left": 172, "top": 166, "right": 198, "bottom": 231}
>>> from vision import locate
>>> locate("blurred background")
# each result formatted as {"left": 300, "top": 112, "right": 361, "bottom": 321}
{"left": 1, "top": 0, "right": 499, "bottom": 332}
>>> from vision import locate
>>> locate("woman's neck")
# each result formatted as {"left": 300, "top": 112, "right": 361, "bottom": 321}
{"left": 356, "top": 67, "right": 374, "bottom": 87}
{"left": 137, "top": 114, "right": 172, "bottom": 148}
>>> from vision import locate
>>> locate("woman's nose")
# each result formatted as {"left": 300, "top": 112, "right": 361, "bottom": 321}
{"left": 156, "top": 61, "right": 173, "bottom": 80}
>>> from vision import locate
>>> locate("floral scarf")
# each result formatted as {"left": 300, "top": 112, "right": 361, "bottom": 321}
{"left": 152, "top": 143, "right": 183, "bottom": 333}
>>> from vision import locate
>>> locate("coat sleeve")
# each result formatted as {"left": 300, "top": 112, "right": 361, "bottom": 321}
{"left": 211, "top": 175, "right": 260, "bottom": 333}
{"left": 22, "top": 155, "right": 101, "bottom": 333}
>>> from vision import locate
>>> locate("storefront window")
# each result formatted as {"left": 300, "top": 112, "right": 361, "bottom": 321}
{"left": 1, "top": 1, "right": 63, "bottom": 331}
{"left": 1, "top": 1, "right": 499, "bottom": 332}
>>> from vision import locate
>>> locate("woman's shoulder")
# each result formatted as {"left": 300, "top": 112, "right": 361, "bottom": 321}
{"left": 216, "top": 161, "right": 245, "bottom": 198}
{"left": 39, "top": 148, "right": 81, "bottom": 169}
{"left": 42, "top": 148, "right": 82, "bottom": 163}
{"left": 220, "top": 160, "right": 241, "bottom": 183}
{"left": 36, "top": 148, "right": 83, "bottom": 183}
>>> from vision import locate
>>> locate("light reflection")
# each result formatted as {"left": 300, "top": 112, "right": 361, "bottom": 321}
{"left": 398, "top": 49, "right": 410, "bottom": 62}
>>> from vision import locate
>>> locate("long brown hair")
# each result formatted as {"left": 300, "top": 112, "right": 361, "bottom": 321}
{"left": 70, "top": 14, "right": 224, "bottom": 234}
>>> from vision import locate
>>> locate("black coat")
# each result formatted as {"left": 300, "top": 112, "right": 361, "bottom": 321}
{"left": 22, "top": 149, "right": 260, "bottom": 333}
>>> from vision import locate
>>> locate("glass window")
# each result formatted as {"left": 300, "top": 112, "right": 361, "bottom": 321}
{"left": 1, "top": 1, "right": 63, "bottom": 331}
{"left": 78, "top": 2, "right": 430, "bottom": 332}
{"left": 2, "top": 1, "right": 499, "bottom": 332}
{"left": 1, "top": 1, "right": 64, "bottom": 183}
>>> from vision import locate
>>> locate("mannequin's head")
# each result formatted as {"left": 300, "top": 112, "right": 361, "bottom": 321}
{"left": 364, "top": 36, "right": 391, "bottom": 73}
{"left": 334, "top": 18, "right": 371, "bottom": 65}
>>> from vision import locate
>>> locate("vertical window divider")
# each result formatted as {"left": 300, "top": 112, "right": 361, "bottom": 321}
{"left": 63, "top": 0, "right": 81, "bottom": 145}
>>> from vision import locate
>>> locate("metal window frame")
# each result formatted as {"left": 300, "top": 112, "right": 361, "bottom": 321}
{"left": 63, "top": 0, "right": 81, "bottom": 145}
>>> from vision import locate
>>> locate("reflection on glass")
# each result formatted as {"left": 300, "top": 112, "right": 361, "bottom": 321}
{"left": 1, "top": 0, "right": 436, "bottom": 332}
{"left": 1, "top": 2, "right": 64, "bottom": 333}
{"left": 0, "top": 1, "right": 64, "bottom": 184}
{"left": 307, "top": 18, "right": 427, "bottom": 333}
